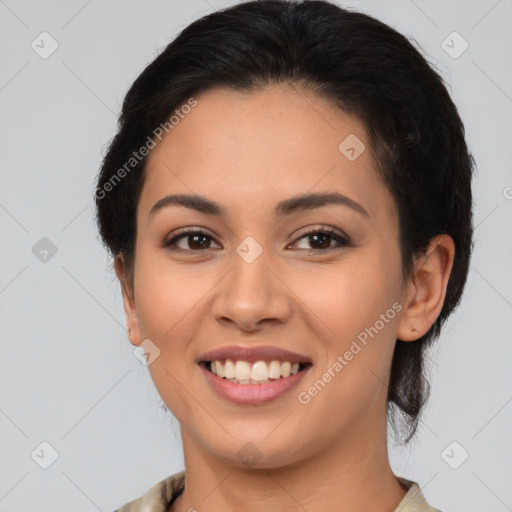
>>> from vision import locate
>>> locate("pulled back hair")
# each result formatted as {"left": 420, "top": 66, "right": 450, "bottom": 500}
{"left": 94, "top": 0, "right": 475, "bottom": 444}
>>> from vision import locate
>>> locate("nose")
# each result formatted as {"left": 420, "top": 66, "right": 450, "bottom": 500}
{"left": 210, "top": 247, "right": 292, "bottom": 332}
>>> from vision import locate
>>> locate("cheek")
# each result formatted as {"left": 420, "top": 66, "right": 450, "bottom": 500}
{"left": 294, "top": 250, "right": 402, "bottom": 412}
{"left": 297, "top": 251, "right": 402, "bottom": 348}
{"left": 133, "top": 248, "right": 210, "bottom": 342}
{"left": 132, "top": 252, "right": 209, "bottom": 418}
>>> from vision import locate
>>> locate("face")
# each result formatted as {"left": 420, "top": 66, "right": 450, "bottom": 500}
{"left": 117, "top": 84, "right": 425, "bottom": 468}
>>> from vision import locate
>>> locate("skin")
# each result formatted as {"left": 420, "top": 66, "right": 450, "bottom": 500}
{"left": 115, "top": 84, "right": 455, "bottom": 512}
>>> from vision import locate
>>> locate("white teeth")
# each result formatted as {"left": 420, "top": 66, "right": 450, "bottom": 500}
{"left": 281, "top": 361, "right": 291, "bottom": 378}
{"left": 224, "top": 359, "right": 235, "bottom": 379}
{"left": 235, "top": 360, "right": 252, "bottom": 381}
{"left": 208, "top": 359, "right": 306, "bottom": 383}
{"left": 215, "top": 361, "right": 224, "bottom": 378}
{"left": 268, "top": 360, "right": 282, "bottom": 379}
{"left": 251, "top": 361, "right": 268, "bottom": 381}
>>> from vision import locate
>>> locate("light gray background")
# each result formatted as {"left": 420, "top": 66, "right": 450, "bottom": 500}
{"left": 0, "top": 0, "right": 511, "bottom": 511}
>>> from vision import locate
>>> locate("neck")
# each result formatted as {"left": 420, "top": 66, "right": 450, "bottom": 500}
{"left": 171, "top": 412, "right": 407, "bottom": 512}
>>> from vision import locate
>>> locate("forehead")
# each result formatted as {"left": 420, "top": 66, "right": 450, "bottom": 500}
{"left": 140, "top": 85, "right": 396, "bottom": 224}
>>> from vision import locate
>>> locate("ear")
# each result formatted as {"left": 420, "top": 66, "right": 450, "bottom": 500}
{"left": 114, "top": 253, "right": 142, "bottom": 346}
{"left": 397, "top": 234, "right": 455, "bottom": 342}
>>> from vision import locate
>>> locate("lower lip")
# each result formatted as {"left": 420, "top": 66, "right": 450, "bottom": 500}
{"left": 199, "top": 363, "right": 311, "bottom": 404}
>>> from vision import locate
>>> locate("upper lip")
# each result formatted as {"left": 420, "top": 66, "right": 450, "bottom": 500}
{"left": 198, "top": 345, "right": 312, "bottom": 365}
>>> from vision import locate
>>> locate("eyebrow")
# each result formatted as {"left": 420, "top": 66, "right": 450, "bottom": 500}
{"left": 148, "top": 191, "right": 370, "bottom": 220}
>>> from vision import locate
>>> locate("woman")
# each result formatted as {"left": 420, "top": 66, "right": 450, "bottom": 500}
{"left": 95, "top": 1, "right": 474, "bottom": 511}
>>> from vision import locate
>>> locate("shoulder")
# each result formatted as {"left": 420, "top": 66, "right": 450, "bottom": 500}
{"left": 112, "top": 470, "right": 186, "bottom": 512}
{"left": 394, "top": 477, "right": 444, "bottom": 512}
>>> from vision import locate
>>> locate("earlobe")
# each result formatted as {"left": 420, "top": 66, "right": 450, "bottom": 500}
{"left": 114, "top": 253, "right": 142, "bottom": 347}
{"left": 397, "top": 234, "right": 455, "bottom": 342}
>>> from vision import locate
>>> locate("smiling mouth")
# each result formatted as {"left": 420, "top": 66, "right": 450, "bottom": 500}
{"left": 201, "top": 360, "right": 312, "bottom": 385}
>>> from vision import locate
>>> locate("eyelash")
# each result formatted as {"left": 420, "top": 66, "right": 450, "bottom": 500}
{"left": 161, "top": 226, "right": 351, "bottom": 254}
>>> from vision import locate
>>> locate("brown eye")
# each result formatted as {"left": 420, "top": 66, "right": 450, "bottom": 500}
{"left": 161, "top": 226, "right": 351, "bottom": 254}
{"left": 307, "top": 232, "right": 332, "bottom": 249}
{"left": 162, "top": 229, "right": 220, "bottom": 252}
{"left": 291, "top": 227, "right": 351, "bottom": 253}
{"left": 180, "top": 233, "right": 211, "bottom": 250}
